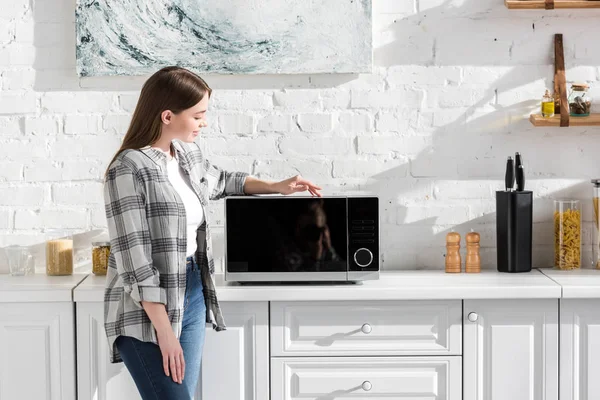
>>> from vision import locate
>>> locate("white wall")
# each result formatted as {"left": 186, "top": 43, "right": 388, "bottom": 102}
{"left": 0, "top": 0, "right": 599, "bottom": 272}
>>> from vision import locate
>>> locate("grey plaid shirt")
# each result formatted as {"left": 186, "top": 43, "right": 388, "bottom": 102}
{"left": 103, "top": 139, "right": 248, "bottom": 363}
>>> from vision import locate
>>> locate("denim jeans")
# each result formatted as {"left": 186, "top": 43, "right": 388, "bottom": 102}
{"left": 116, "top": 256, "right": 206, "bottom": 400}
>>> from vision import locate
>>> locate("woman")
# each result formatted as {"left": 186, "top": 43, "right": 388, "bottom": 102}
{"left": 103, "top": 66, "right": 322, "bottom": 399}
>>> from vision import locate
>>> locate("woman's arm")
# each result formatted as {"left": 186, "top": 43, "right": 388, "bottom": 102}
{"left": 190, "top": 142, "right": 321, "bottom": 198}
{"left": 104, "top": 162, "right": 166, "bottom": 306}
{"left": 244, "top": 175, "right": 322, "bottom": 197}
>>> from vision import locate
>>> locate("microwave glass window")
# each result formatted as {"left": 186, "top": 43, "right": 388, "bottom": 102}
{"left": 226, "top": 198, "right": 348, "bottom": 272}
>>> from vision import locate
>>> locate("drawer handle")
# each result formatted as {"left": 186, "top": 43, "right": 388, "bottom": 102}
{"left": 362, "top": 381, "right": 372, "bottom": 391}
{"left": 361, "top": 323, "right": 372, "bottom": 334}
{"left": 468, "top": 312, "right": 478, "bottom": 322}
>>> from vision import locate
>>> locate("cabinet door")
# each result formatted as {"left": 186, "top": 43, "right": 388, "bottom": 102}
{"left": 78, "top": 301, "right": 269, "bottom": 400}
{"left": 464, "top": 299, "right": 558, "bottom": 400}
{"left": 76, "top": 302, "right": 141, "bottom": 400}
{"left": 560, "top": 299, "right": 600, "bottom": 400}
{"left": 272, "top": 356, "right": 462, "bottom": 400}
{"left": 0, "top": 302, "right": 76, "bottom": 400}
{"left": 200, "top": 301, "right": 269, "bottom": 400}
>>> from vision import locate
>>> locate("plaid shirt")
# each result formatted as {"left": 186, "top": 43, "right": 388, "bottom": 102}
{"left": 103, "top": 139, "right": 248, "bottom": 363}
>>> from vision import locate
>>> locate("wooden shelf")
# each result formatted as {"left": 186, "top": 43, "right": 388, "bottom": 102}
{"left": 506, "top": 0, "right": 600, "bottom": 9}
{"left": 530, "top": 114, "right": 600, "bottom": 127}
{"left": 528, "top": 34, "right": 598, "bottom": 128}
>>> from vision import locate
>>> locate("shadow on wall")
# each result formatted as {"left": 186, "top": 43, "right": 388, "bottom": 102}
{"left": 363, "top": 178, "right": 596, "bottom": 270}
{"left": 358, "top": 0, "right": 599, "bottom": 268}
{"left": 22, "top": 0, "right": 600, "bottom": 270}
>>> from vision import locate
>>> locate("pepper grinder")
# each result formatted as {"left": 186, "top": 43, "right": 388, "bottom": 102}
{"left": 465, "top": 231, "right": 481, "bottom": 273}
{"left": 445, "top": 231, "right": 461, "bottom": 273}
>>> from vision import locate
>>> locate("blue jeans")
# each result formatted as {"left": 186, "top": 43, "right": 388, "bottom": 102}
{"left": 116, "top": 256, "right": 206, "bottom": 400}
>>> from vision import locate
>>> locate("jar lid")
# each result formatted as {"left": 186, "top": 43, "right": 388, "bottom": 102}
{"left": 92, "top": 241, "right": 111, "bottom": 247}
{"left": 571, "top": 83, "right": 589, "bottom": 90}
{"left": 592, "top": 179, "right": 600, "bottom": 187}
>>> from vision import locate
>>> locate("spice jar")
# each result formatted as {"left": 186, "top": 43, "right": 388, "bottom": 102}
{"left": 541, "top": 89, "right": 555, "bottom": 118}
{"left": 45, "top": 229, "right": 73, "bottom": 276}
{"left": 554, "top": 200, "right": 581, "bottom": 270}
{"left": 592, "top": 180, "right": 600, "bottom": 269}
{"left": 568, "top": 83, "right": 592, "bottom": 117}
{"left": 92, "top": 242, "right": 110, "bottom": 275}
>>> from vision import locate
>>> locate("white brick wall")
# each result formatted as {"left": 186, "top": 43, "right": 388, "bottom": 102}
{"left": 1, "top": 0, "right": 599, "bottom": 273}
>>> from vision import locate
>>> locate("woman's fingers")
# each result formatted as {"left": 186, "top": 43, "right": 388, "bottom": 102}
{"left": 281, "top": 175, "right": 322, "bottom": 196}
{"left": 308, "top": 185, "right": 322, "bottom": 197}
{"left": 163, "top": 353, "right": 170, "bottom": 377}
{"left": 180, "top": 353, "right": 186, "bottom": 382}
{"left": 170, "top": 354, "right": 178, "bottom": 383}
{"left": 175, "top": 354, "right": 183, "bottom": 384}
{"left": 298, "top": 178, "right": 322, "bottom": 190}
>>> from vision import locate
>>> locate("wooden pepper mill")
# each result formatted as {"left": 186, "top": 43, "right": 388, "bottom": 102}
{"left": 465, "top": 231, "right": 481, "bottom": 273}
{"left": 445, "top": 231, "right": 461, "bottom": 273}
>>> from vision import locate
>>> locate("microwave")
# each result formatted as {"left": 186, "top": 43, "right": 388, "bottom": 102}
{"left": 224, "top": 195, "right": 379, "bottom": 283}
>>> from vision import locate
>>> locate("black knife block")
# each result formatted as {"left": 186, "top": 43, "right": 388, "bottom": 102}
{"left": 496, "top": 190, "right": 533, "bottom": 273}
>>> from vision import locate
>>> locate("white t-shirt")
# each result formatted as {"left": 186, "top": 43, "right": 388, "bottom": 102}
{"left": 159, "top": 149, "right": 205, "bottom": 257}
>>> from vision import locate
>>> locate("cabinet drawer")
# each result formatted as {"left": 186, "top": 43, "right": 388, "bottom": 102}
{"left": 272, "top": 356, "right": 461, "bottom": 400}
{"left": 270, "top": 300, "right": 461, "bottom": 356}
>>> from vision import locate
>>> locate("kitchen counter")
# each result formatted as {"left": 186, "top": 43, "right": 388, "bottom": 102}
{"left": 73, "top": 269, "right": 562, "bottom": 302}
{"left": 540, "top": 268, "right": 600, "bottom": 298}
{"left": 0, "top": 273, "right": 88, "bottom": 302}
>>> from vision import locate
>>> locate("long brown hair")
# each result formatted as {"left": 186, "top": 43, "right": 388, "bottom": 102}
{"left": 104, "top": 66, "right": 212, "bottom": 178}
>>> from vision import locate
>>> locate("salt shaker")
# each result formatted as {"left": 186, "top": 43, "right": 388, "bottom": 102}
{"left": 465, "top": 231, "right": 481, "bottom": 273}
{"left": 445, "top": 231, "right": 461, "bottom": 273}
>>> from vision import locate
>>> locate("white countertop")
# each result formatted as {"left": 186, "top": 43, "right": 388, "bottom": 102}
{"left": 0, "top": 274, "right": 88, "bottom": 302}
{"left": 540, "top": 269, "right": 600, "bottom": 298}
{"left": 73, "top": 269, "right": 562, "bottom": 302}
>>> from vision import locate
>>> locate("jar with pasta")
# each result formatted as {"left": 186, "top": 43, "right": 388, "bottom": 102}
{"left": 45, "top": 229, "right": 73, "bottom": 276}
{"left": 92, "top": 242, "right": 110, "bottom": 275}
{"left": 554, "top": 200, "right": 581, "bottom": 270}
{"left": 592, "top": 179, "right": 600, "bottom": 269}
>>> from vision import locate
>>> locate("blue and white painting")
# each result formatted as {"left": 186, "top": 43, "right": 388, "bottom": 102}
{"left": 75, "top": 0, "right": 373, "bottom": 76}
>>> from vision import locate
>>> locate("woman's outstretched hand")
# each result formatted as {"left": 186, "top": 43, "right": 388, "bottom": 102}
{"left": 274, "top": 175, "right": 322, "bottom": 197}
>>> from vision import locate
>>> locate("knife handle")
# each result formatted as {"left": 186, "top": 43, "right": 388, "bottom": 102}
{"left": 515, "top": 152, "right": 522, "bottom": 168}
{"left": 516, "top": 165, "right": 525, "bottom": 191}
{"left": 505, "top": 157, "right": 514, "bottom": 191}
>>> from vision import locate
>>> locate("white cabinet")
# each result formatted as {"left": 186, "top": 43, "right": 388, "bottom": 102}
{"left": 272, "top": 356, "right": 462, "bottom": 400}
{"left": 201, "top": 301, "right": 269, "bottom": 400}
{"left": 271, "top": 300, "right": 462, "bottom": 356}
{"left": 0, "top": 302, "right": 76, "bottom": 400}
{"left": 560, "top": 299, "right": 600, "bottom": 400}
{"left": 76, "top": 302, "right": 140, "bottom": 400}
{"left": 76, "top": 300, "right": 269, "bottom": 400}
{"left": 463, "top": 299, "right": 559, "bottom": 400}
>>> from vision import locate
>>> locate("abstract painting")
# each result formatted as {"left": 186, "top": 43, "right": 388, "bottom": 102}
{"left": 76, "top": 0, "right": 373, "bottom": 76}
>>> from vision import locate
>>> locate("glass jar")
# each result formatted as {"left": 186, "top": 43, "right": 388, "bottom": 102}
{"left": 593, "top": 180, "right": 600, "bottom": 269}
{"left": 4, "top": 245, "right": 34, "bottom": 276}
{"left": 541, "top": 89, "right": 555, "bottom": 118}
{"left": 568, "top": 83, "right": 592, "bottom": 117}
{"left": 92, "top": 242, "right": 110, "bottom": 275}
{"left": 45, "top": 229, "right": 73, "bottom": 276}
{"left": 554, "top": 200, "right": 582, "bottom": 270}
